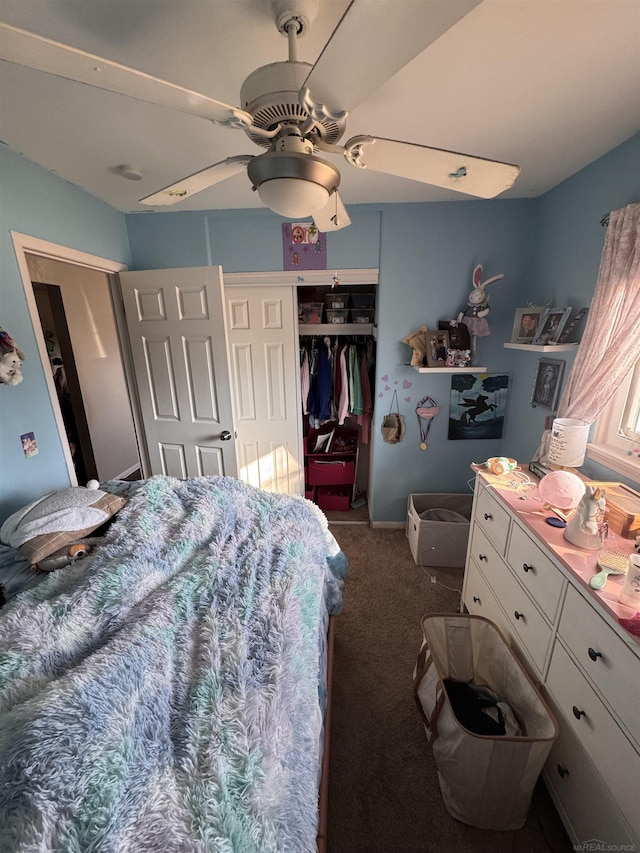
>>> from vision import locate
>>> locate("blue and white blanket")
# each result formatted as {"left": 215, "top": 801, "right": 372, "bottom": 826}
{"left": 0, "top": 476, "right": 347, "bottom": 852}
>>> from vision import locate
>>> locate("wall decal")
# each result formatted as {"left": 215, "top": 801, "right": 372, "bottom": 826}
{"left": 403, "top": 379, "right": 412, "bottom": 389}
{"left": 282, "top": 222, "right": 327, "bottom": 270}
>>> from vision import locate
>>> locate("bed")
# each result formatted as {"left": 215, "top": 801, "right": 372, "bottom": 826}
{"left": 0, "top": 475, "right": 347, "bottom": 852}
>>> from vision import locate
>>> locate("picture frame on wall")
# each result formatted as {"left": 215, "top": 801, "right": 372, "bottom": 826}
{"left": 511, "top": 307, "right": 547, "bottom": 344}
{"left": 438, "top": 320, "right": 471, "bottom": 351}
{"left": 557, "top": 307, "right": 589, "bottom": 344}
{"left": 531, "top": 358, "right": 565, "bottom": 410}
{"left": 426, "top": 329, "right": 450, "bottom": 367}
{"left": 532, "top": 307, "right": 572, "bottom": 345}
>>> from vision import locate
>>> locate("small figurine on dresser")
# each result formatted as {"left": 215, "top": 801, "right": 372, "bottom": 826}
{"left": 457, "top": 264, "right": 504, "bottom": 354}
{"left": 563, "top": 485, "right": 608, "bottom": 550}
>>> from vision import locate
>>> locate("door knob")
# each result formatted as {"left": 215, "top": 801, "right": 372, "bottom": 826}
{"left": 220, "top": 430, "right": 233, "bottom": 441}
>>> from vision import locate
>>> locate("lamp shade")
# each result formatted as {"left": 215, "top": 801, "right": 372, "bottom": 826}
{"left": 247, "top": 150, "right": 340, "bottom": 219}
{"left": 257, "top": 178, "right": 329, "bottom": 218}
{"left": 547, "top": 417, "right": 590, "bottom": 467}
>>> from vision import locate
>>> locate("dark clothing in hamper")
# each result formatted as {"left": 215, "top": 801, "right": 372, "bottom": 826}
{"left": 442, "top": 678, "right": 523, "bottom": 737}
{"left": 443, "top": 679, "right": 512, "bottom": 737}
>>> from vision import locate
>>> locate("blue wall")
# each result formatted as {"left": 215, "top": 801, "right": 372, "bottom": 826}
{"left": 500, "top": 133, "right": 640, "bottom": 489}
{"left": 0, "top": 147, "right": 132, "bottom": 520}
{"left": 371, "top": 199, "right": 536, "bottom": 521}
{"left": 2, "top": 134, "right": 639, "bottom": 523}
{"left": 127, "top": 199, "right": 538, "bottom": 521}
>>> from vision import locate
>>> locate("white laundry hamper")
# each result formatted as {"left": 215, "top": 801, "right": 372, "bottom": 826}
{"left": 413, "top": 613, "right": 558, "bottom": 831}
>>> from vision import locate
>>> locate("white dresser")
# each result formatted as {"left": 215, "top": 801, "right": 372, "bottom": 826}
{"left": 462, "top": 472, "right": 640, "bottom": 847}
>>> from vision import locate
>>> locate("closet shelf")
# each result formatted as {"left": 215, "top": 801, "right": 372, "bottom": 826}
{"left": 412, "top": 365, "right": 487, "bottom": 374}
{"left": 503, "top": 342, "right": 579, "bottom": 352}
{"left": 298, "top": 323, "right": 374, "bottom": 335}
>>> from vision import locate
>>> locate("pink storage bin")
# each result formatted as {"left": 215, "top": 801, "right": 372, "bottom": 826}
{"left": 317, "top": 486, "right": 351, "bottom": 512}
{"left": 307, "top": 458, "right": 355, "bottom": 486}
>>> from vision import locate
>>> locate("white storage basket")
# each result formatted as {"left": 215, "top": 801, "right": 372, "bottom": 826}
{"left": 413, "top": 613, "right": 558, "bottom": 831}
{"left": 406, "top": 493, "right": 472, "bottom": 567}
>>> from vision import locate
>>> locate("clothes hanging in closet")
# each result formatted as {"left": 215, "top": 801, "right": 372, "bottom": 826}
{"left": 300, "top": 336, "right": 375, "bottom": 442}
{"left": 307, "top": 340, "right": 332, "bottom": 424}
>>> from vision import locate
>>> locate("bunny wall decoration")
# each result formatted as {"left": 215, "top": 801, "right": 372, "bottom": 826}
{"left": 457, "top": 265, "right": 504, "bottom": 349}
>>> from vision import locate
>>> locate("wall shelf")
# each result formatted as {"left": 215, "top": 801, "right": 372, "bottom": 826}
{"left": 412, "top": 365, "right": 487, "bottom": 374}
{"left": 504, "top": 342, "right": 579, "bottom": 352}
{"left": 299, "top": 323, "right": 373, "bottom": 336}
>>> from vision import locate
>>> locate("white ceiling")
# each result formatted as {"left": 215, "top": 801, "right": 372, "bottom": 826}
{"left": 1, "top": 0, "right": 639, "bottom": 215}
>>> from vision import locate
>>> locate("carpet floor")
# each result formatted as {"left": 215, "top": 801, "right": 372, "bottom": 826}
{"left": 326, "top": 525, "right": 573, "bottom": 853}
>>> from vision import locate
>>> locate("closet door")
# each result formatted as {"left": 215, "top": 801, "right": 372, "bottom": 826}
{"left": 225, "top": 285, "right": 303, "bottom": 495}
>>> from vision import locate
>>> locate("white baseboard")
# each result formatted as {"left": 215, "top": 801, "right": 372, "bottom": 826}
{"left": 370, "top": 521, "right": 406, "bottom": 529}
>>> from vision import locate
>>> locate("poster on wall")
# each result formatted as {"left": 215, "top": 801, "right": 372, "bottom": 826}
{"left": 282, "top": 222, "right": 327, "bottom": 270}
{"left": 21, "top": 432, "right": 39, "bottom": 457}
{"left": 448, "top": 373, "right": 510, "bottom": 440}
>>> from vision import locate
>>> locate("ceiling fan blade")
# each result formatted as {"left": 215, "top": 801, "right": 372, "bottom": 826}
{"left": 302, "top": 0, "right": 481, "bottom": 115}
{"left": 313, "top": 191, "right": 351, "bottom": 232}
{"left": 345, "top": 136, "right": 520, "bottom": 199}
{"left": 139, "top": 156, "right": 254, "bottom": 207}
{"left": 0, "top": 24, "right": 253, "bottom": 128}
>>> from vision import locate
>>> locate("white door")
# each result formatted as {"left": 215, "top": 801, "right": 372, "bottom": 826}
{"left": 226, "top": 285, "right": 303, "bottom": 494}
{"left": 119, "top": 266, "right": 237, "bottom": 479}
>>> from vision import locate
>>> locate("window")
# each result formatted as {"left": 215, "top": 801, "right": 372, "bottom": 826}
{"left": 588, "top": 358, "right": 640, "bottom": 480}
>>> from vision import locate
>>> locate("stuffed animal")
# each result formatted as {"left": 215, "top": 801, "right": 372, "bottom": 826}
{"left": 0, "top": 350, "right": 24, "bottom": 386}
{"left": 457, "top": 265, "right": 504, "bottom": 340}
{"left": 0, "top": 326, "right": 25, "bottom": 386}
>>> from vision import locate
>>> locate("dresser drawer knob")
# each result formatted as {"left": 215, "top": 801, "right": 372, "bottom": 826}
{"left": 523, "top": 563, "right": 534, "bottom": 573}
{"left": 473, "top": 596, "right": 481, "bottom": 604}
{"left": 588, "top": 647, "right": 602, "bottom": 662}
{"left": 557, "top": 764, "right": 570, "bottom": 779}
{"left": 484, "top": 513, "right": 493, "bottom": 521}
{"left": 514, "top": 610, "right": 524, "bottom": 621}
{"left": 572, "top": 705, "right": 586, "bottom": 720}
{"left": 479, "top": 554, "right": 488, "bottom": 562}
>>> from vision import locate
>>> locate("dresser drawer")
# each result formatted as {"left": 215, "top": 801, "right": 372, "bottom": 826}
{"left": 468, "top": 523, "right": 504, "bottom": 580}
{"left": 507, "top": 522, "right": 565, "bottom": 622}
{"left": 559, "top": 584, "right": 640, "bottom": 748}
{"left": 475, "top": 486, "right": 511, "bottom": 555}
{"left": 471, "top": 525, "right": 552, "bottom": 677}
{"left": 547, "top": 640, "right": 640, "bottom": 839}
{"left": 465, "top": 557, "right": 508, "bottom": 631}
{"left": 544, "top": 704, "right": 637, "bottom": 847}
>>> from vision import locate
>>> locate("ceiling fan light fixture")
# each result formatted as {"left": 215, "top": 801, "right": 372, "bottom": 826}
{"left": 247, "top": 150, "right": 339, "bottom": 218}
{"left": 257, "top": 178, "right": 329, "bottom": 218}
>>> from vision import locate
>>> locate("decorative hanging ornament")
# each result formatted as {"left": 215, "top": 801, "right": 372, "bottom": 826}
{"left": 415, "top": 395, "right": 439, "bottom": 450}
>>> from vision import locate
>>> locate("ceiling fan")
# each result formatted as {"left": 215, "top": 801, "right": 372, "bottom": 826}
{"left": 0, "top": 0, "right": 520, "bottom": 232}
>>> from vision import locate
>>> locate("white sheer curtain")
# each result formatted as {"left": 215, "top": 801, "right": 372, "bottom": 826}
{"left": 535, "top": 202, "right": 640, "bottom": 461}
